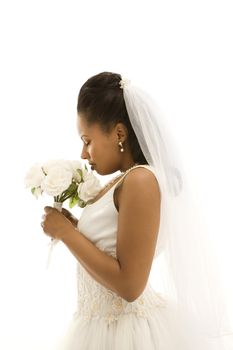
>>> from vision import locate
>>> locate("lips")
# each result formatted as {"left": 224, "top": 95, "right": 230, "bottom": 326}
{"left": 88, "top": 163, "right": 95, "bottom": 170}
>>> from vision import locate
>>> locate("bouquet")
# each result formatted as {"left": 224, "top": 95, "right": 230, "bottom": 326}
{"left": 24, "top": 159, "right": 102, "bottom": 267}
{"left": 24, "top": 159, "right": 102, "bottom": 208}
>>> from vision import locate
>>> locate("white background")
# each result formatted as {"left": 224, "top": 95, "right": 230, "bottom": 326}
{"left": 0, "top": 0, "right": 233, "bottom": 348}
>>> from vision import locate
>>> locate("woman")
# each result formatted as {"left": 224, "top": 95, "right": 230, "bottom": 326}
{"left": 41, "top": 72, "right": 232, "bottom": 349}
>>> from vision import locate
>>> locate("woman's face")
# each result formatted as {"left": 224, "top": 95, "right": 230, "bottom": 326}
{"left": 77, "top": 115, "right": 128, "bottom": 175}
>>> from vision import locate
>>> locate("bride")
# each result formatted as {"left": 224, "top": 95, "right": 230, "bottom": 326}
{"left": 41, "top": 71, "right": 233, "bottom": 349}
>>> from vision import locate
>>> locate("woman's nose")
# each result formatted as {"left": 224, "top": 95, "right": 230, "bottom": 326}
{"left": 81, "top": 146, "right": 88, "bottom": 159}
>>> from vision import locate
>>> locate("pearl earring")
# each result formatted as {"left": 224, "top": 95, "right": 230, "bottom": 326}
{"left": 118, "top": 141, "right": 124, "bottom": 152}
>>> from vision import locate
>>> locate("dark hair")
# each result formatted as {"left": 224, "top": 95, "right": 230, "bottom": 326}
{"left": 77, "top": 71, "right": 148, "bottom": 165}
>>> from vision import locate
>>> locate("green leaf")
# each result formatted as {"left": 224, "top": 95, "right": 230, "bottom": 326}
{"left": 31, "top": 187, "right": 35, "bottom": 195}
{"left": 78, "top": 199, "right": 86, "bottom": 208}
{"left": 69, "top": 192, "right": 79, "bottom": 208}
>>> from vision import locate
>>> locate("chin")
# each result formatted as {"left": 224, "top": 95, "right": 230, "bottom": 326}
{"left": 96, "top": 168, "right": 113, "bottom": 176}
{"left": 95, "top": 169, "right": 105, "bottom": 176}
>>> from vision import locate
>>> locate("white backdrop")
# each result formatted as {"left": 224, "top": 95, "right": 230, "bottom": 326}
{"left": 0, "top": 0, "right": 233, "bottom": 348}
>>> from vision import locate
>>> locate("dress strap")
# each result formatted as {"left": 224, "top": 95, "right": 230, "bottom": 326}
{"left": 113, "top": 164, "right": 152, "bottom": 190}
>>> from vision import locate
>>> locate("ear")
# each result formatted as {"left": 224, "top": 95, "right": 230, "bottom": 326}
{"left": 115, "top": 122, "right": 128, "bottom": 142}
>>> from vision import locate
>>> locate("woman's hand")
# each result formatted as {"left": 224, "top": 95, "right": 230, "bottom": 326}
{"left": 41, "top": 206, "right": 78, "bottom": 240}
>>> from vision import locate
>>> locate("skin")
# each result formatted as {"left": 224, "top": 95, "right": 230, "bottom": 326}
{"left": 77, "top": 113, "right": 137, "bottom": 174}
{"left": 41, "top": 114, "right": 161, "bottom": 302}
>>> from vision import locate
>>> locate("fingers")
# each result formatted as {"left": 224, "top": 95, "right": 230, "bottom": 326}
{"left": 62, "top": 208, "right": 71, "bottom": 216}
{"left": 61, "top": 209, "right": 78, "bottom": 226}
{"left": 44, "top": 206, "right": 53, "bottom": 213}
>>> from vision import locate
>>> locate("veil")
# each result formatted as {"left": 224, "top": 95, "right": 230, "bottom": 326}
{"left": 120, "top": 77, "right": 233, "bottom": 348}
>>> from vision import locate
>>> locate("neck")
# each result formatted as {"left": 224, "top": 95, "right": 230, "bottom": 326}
{"left": 120, "top": 162, "right": 140, "bottom": 173}
{"left": 124, "top": 162, "right": 140, "bottom": 173}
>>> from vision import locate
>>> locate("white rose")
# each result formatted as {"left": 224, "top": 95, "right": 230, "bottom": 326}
{"left": 81, "top": 167, "right": 89, "bottom": 179}
{"left": 24, "top": 163, "right": 45, "bottom": 188}
{"left": 42, "top": 159, "right": 71, "bottom": 175}
{"left": 78, "top": 172, "right": 102, "bottom": 202}
{"left": 70, "top": 160, "right": 83, "bottom": 182}
{"left": 41, "top": 166, "right": 73, "bottom": 196}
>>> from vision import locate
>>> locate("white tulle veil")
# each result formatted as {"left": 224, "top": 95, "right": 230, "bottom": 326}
{"left": 120, "top": 77, "right": 233, "bottom": 348}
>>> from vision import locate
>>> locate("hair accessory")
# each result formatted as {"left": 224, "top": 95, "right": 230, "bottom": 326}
{"left": 119, "top": 78, "right": 131, "bottom": 89}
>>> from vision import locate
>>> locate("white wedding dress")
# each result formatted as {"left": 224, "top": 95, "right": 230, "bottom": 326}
{"left": 54, "top": 165, "right": 212, "bottom": 350}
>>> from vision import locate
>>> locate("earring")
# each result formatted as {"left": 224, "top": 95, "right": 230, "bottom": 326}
{"left": 118, "top": 141, "right": 124, "bottom": 152}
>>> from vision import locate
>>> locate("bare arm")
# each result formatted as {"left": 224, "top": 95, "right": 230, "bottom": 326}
{"left": 61, "top": 168, "right": 161, "bottom": 302}
{"left": 116, "top": 168, "right": 161, "bottom": 301}
{"left": 61, "top": 229, "right": 122, "bottom": 295}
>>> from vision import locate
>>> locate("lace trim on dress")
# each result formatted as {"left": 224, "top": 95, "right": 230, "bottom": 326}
{"left": 75, "top": 251, "right": 167, "bottom": 325}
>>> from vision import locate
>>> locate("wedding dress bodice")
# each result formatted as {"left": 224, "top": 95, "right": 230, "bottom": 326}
{"left": 76, "top": 165, "right": 167, "bottom": 325}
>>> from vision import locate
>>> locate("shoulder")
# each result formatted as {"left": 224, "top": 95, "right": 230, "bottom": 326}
{"left": 114, "top": 166, "right": 161, "bottom": 211}
{"left": 123, "top": 166, "right": 161, "bottom": 201}
{"left": 126, "top": 165, "right": 159, "bottom": 183}
{"left": 118, "top": 166, "right": 160, "bottom": 194}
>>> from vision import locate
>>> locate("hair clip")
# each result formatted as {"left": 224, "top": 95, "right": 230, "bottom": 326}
{"left": 119, "top": 78, "right": 131, "bottom": 89}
